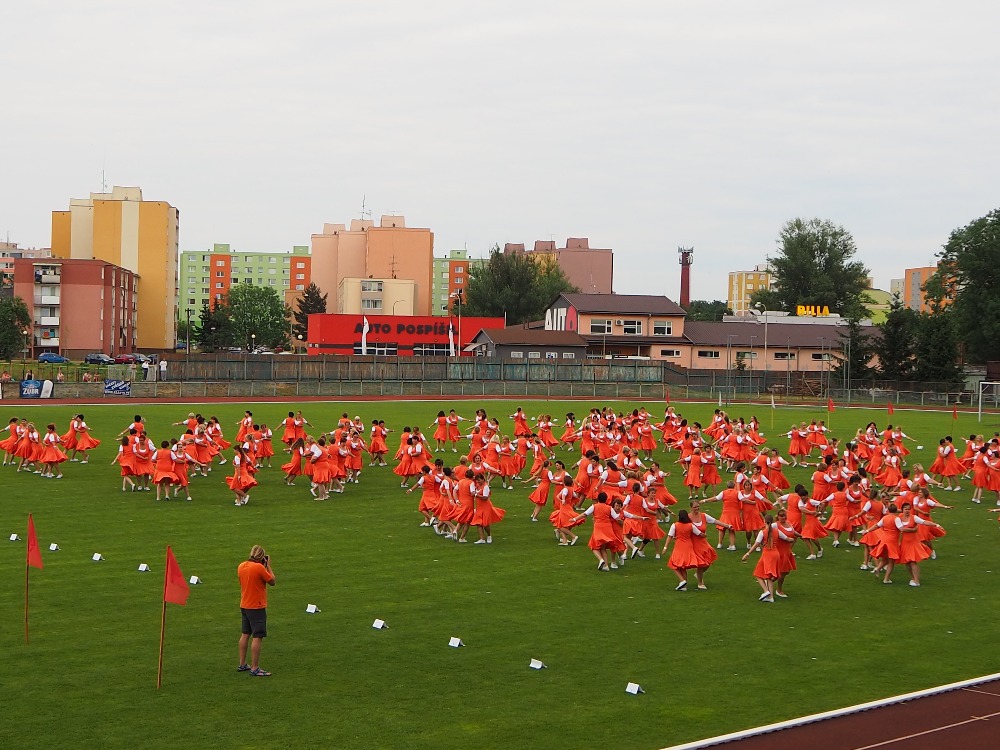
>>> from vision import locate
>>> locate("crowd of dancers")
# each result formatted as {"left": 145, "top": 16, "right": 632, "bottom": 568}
{"left": 3, "top": 401, "right": 1000, "bottom": 598}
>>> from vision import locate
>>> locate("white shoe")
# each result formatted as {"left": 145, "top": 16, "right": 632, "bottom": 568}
{"left": 716, "top": 543, "right": 722, "bottom": 549}
{"left": 806, "top": 554, "right": 817, "bottom": 560}
{"left": 859, "top": 564, "right": 869, "bottom": 570}
{"left": 80, "top": 460, "right": 88, "bottom": 464}
{"left": 636, "top": 550, "right": 645, "bottom": 558}
{"left": 675, "top": 580, "right": 687, "bottom": 591}
{"left": 817, "top": 548, "right": 824, "bottom": 558}
{"left": 727, "top": 545, "right": 736, "bottom": 551}
{"left": 531, "top": 517, "right": 538, "bottom": 522}
{"left": 758, "top": 592, "right": 769, "bottom": 601}
{"left": 219, "top": 458, "right": 227, "bottom": 465}
{"left": 610, "top": 563, "right": 619, "bottom": 570}
{"left": 931, "top": 550, "right": 937, "bottom": 560}
{"left": 419, "top": 522, "right": 430, "bottom": 527}
{"left": 458, "top": 538, "right": 468, "bottom": 544}
{"left": 832, "top": 541, "right": 840, "bottom": 548}
{"left": 909, "top": 580, "right": 920, "bottom": 587}
{"left": 487, "top": 537, "right": 492, "bottom": 544}
{"left": 474, "top": 539, "right": 487, "bottom": 544}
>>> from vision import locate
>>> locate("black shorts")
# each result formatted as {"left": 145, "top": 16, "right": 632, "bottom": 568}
{"left": 241, "top": 608, "right": 267, "bottom": 638}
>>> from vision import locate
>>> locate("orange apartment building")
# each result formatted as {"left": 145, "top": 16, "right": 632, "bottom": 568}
{"left": 310, "top": 215, "right": 434, "bottom": 316}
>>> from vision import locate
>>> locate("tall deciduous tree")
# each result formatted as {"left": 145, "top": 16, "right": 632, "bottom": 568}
{"left": 874, "top": 296, "right": 919, "bottom": 381}
{"left": 292, "top": 282, "right": 327, "bottom": 341}
{"left": 751, "top": 218, "right": 871, "bottom": 318}
{"left": 928, "top": 207, "right": 1000, "bottom": 363}
{"left": 685, "top": 300, "right": 732, "bottom": 321}
{"left": 462, "top": 246, "right": 578, "bottom": 324}
{"left": 0, "top": 296, "right": 32, "bottom": 360}
{"left": 227, "top": 284, "right": 290, "bottom": 350}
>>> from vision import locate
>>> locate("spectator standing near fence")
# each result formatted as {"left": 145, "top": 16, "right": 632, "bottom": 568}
{"left": 159, "top": 358, "right": 167, "bottom": 381}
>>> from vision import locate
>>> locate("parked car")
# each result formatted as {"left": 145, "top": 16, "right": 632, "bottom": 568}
{"left": 38, "top": 352, "right": 70, "bottom": 364}
{"left": 113, "top": 353, "right": 138, "bottom": 364}
{"left": 84, "top": 353, "right": 115, "bottom": 365}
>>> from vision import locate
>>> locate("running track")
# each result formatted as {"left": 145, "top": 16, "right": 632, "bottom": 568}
{"left": 663, "top": 674, "right": 1000, "bottom": 749}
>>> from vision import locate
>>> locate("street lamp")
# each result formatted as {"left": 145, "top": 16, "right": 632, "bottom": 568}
{"left": 753, "top": 303, "right": 769, "bottom": 385}
{"left": 185, "top": 308, "right": 192, "bottom": 353}
{"left": 22, "top": 328, "right": 30, "bottom": 376}
{"left": 726, "top": 333, "right": 737, "bottom": 401}
{"left": 449, "top": 289, "right": 464, "bottom": 357}
{"left": 250, "top": 333, "right": 256, "bottom": 353}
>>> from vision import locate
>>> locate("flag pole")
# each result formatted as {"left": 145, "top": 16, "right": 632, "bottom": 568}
{"left": 157, "top": 547, "right": 169, "bottom": 689}
{"left": 24, "top": 551, "right": 30, "bottom": 646}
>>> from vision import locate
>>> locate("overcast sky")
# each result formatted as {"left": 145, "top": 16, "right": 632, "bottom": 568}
{"left": 3, "top": 1, "right": 998, "bottom": 302}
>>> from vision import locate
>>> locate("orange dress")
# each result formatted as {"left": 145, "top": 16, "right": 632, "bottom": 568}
{"left": 152, "top": 449, "right": 178, "bottom": 484}
{"left": 799, "top": 498, "right": 829, "bottom": 540}
{"left": 667, "top": 522, "right": 702, "bottom": 570}
{"left": 225, "top": 454, "right": 257, "bottom": 492}
{"left": 432, "top": 417, "right": 449, "bottom": 442}
{"left": 472, "top": 485, "right": 505, "bottom": 526}
{"left": 751, "top": 526, "right": 782, "bottom": 579}
{"left": 896, "top": 516, "right": 932, "bottom": 564}
{"left": 868, "top": 513, "right": 900, "bottom": 561}
{"left": 585, "top": 503, "right": 625, "bottom": 552}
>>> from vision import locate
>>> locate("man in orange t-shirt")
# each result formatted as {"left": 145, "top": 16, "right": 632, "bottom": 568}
{"left": 238, "top": 545, "right": 276, "bottom": 676}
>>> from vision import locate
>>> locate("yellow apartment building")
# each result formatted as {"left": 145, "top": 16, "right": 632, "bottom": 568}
{"left": 51, "top": 186, "right": 178, "bottom": 351}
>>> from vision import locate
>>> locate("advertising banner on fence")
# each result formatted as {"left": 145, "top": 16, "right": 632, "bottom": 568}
{"left": 20, "top": 379, "right": 42, "bottom": 398}
{"left": 103, "top": 379, "right": 132, "bottom": 397}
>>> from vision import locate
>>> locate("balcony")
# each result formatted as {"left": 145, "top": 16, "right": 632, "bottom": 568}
{"left": 36, "top": 337, "right": 59, "bottom": 347}
{"left": 34, "top": 295, "right": 61, "bottom": 305}
{"left": 39, "top": 316, "right": 60, "bottom": 326}
{"left": 37, "top": 273, "right": 61, "bottom": 284}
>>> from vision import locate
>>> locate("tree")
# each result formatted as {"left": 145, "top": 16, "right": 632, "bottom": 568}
{"left": 292, "top": 282, "right": 327, "bottom": 341}
{"left": 873, "top": 295, "right": 919, "bottom": 381}
{"left": 461, "top": 246, "right": 579, "bottom": 324}
{"left": 912, "top": 310, "right": 963, "bottom": 385}
{"left": 226, "top": 284, "right": 290, "bottom": 350}
{"left": 928, "top": 207, "right": 1000, "bottom": 363}
{"left": 194, "top": 301, "right": 234, "bottom": 352}
{"left": 0, "top": 296, "right": 31, "bottom": 360}
{"left": 751, "top": 218, "right": 871, "bottom": 318}
{"left": 832, "top": 318, "right": 874, "bottom": 387}
{"left": 685, "top": 300, "right": 732, "bottom": 321}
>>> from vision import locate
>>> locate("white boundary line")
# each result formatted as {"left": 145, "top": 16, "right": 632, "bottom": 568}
{"left": 659, "top": 672, "right": 1000, "bottom": 750}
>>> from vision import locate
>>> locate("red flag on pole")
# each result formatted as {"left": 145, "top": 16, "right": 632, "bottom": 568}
{"left": 27, "top": 514, "right": 43, "bottom": 570}
{"left": 827, "top": 398, "right": 835, "bottom": 413}
{"left": 163, "top": 546, "right": 189, "bottom": 606}
{"left": 953, "top": 405, "right": 958, "bottom": 421}
{"left": 887, "top": 401, "right": 894, "bottom": 416}
{"left": 665, "top": 389, "right": 670, "bottom": 404}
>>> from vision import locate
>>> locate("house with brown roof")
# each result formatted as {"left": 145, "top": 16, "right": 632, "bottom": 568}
{"left": 542, "top": 293, "right": 688, "bottom": 359}
{"left": 469, "top": 327, "right": 590, "bottom": 361}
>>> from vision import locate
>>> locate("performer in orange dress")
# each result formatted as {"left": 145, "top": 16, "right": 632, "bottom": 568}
{"left": 710, "top": 480, "right": 743, "bottom": 550}
{"left": 226, "top": 444, "right": 258, "bottom": 506}
{"left": 471, "top": 473, "right": 505, "bottom": 543}
{"left": 929, "top": 437, "right": 964, "bottom": 491}
{"left": 40, "top": 424, "right": 67, "bottom": 479}
{"left": 152, "top": 440, "right": 178, "bottom": 501}
{"left": 661, "top": 510, "right": 707, "bottom": 591}
{"left": 170, "top": 437, "right": 194, "bottom": 501}
{"left": 430, "top": 411, "right": 449, "bottom": 451}
{"left": 571, "top": 492, "right": 627, "bottom": 571}
{"left": 509, "top": 407, "right": 532, "bottom": 438}
{"left": 407, "top": 465, "right": 440, "bottom": 527}
{"left": 256, "top": 423, "right": 275, "bottom": 468}
{"left": 798, "top": 492, "right": 828, "bottom": 559}
{"left": 446, "top": 410, "right": 466, "bottom": 452}
{"left": 822, "top": 482, "right": 852, "bottom": 547}
{"left": 670, "top": 499, "right": 731, "bottom": 590}
{"left": 0, "top": 417, "right": 22, "bottom": 465}
{"left": 549, "top": 476, "right": 584, "bottom": 546}
{"left": 742, "top": 514, "right": 781, "bottom": 602}
{"left": 912, "top": 487, "right": 950, "bottom": 560}
{"left": 892, "top": 502, "right": 942, "bottom": 586}
{"left": 451, "top": 469, "right": 477, "bottom": 543}
{"left": 111, "top": 435, "right": 137, "bottom": 491}
{"left": 559, "top": 413, "right": 580, "bottom": 450}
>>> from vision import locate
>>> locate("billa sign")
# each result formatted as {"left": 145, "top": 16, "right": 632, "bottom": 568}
{"left": 795, "top": 305, "right": 831, "bottom": 317}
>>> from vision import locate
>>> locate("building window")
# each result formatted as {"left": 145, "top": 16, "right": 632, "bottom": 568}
{"left": 441, "top": 272, "right": 449, "bottom": 279}
{"left": 455, "top": 266, "right": 464, "bottom": 274}
{"left": 188, "top": 265, "right": 196, "bottom": 272}
{"left": 545, "top": 352, "right": 558, "bottom": 359}
{"left": 215, "top": 282, "right": 224, "bottom": 288}
{"left": 590, "top": 319, "right": 612, "bottom": 334}
{"left": 774, "top": 352, "right": 795, "bottom": 360}
{"left": 811, "top": 353, "right": 833, "bottom": 361}
{"left": 659, "top": 349, "right": 681, "bottom": 357}
{"left": 201, "top": 277, "right": 209, "bottom": 283}
{"left": 269, "top": 279, "right": 276, "bottom": 286}
{"left": 269, "top": 257, "right": 276, "bottom": 264}
{"left": 295, "top": 284, "right": 304, "bottom": 291}
{"left": 653, "top": 321, "right": 672, "bottom": 336}
{"left": 269, "top": 268, "right": 276, "bottom": 275}
{"left": 295, "top": 273, "right": 305, "bottom": 280}
{"left": 202, "top": 287, "right": 209, "bottom": 294}
{"left": 528, "top": 351, "right": 541, "bottom": 359}
{"left": 215, "top": 293, "right": 223, "bottom": 300}
{"left": 697, "top": 350, "right": 720, "bottom": 358}
{"left": 216, "top": 271, "right": 224, "bottom": 277}
{"left": 736, "top": 351, "right": 758, "bottom": 359}
{"left": 561, "top": 352, "right": 576, "bottom": 359}
{"left": 622, "top": 320, "right": 642, "bottom": 335}
{"left": 295, "top": 262, "right": 305, "bottom": 269}
{"left": 361, "top": 280, "right": 383, "bottom": 292}
{"left": 188, "top": 298, "right": 196, "bottom": 305}
{"left": 216, "top": 260, "right": 225, "bottom": 267}
{"left": 413, "top": 344, "right": 452, "bottom": 356}
{"left": 361, "top": 299, "right": 382, "bottom": 310}
{"left": 353, "top": 342, "right": 398, "bottom": 355}
{"left": 454, "top": 277, "right": 463, "bottom": 285}
{"left": 509, "top": 351, "right": 524, "bottom": 359}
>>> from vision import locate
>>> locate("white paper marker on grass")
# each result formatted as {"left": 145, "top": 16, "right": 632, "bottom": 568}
{"left": 448, "top": 637, "right": 464, "bottom": 648}
{"left": 92, "top": 553, "right": 104, "bottom": 561}
{"left": 49, "top": 543, "right": 60, "bottom": 551}
{"left": 625, "top": 682, "right": 644, "bottom": 695}
{"left": 372, "top": 619, "right": 388, "bottom": 629}
{"left": 305, "top": 604, "right": 320, "bottom": 614}
{"left": 529, "top": 659, "right": 546, "bottom": 670}
{"left": 137, "top": 563, "right": 150, "bottom": 572}
{"left": 9, "top": 534, "right": 20, "bottom": 542}
{"left": 189, "top": 576, "right": 201, "bottom": 585}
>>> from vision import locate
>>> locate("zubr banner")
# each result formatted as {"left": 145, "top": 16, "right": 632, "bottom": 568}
{"left": 103, "top": 379, "right": 132, "bottom": 397}
{"left": 20, "top": 379, "right": 42, "bottom": 398}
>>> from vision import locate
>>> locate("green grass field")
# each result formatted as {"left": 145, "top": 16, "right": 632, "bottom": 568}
{"left": 2, "top": 399, "right": 999, "bottom": 750}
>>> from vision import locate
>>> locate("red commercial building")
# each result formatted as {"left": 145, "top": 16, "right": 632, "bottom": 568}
{"left": 12, "top": 258, "right": 138, "bottom": 358}
{"left": 307, "top": 314, "right": 505, "bottom": 356}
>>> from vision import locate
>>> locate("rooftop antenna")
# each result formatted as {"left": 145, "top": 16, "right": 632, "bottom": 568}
{"left": 360, "top": 195, "right": 372, "bottom": 221}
